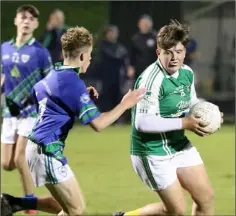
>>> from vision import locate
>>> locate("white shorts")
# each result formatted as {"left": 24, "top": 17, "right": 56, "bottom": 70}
{"left": 26, "top": 140, "right": 74, "bottom": 187}
{"left": 131, "top": 144, "right": 203, "bottom": 191}
{"left": 1, "top": 117, "right": 37, "bottom": 144}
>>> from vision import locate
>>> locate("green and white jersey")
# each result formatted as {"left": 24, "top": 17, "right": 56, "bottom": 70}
{"left": 131, "top": 59, "right": 199, "bottom": 156}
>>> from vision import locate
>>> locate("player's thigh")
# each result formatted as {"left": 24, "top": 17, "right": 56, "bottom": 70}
{"left": 14, "top": 117, "right": 36, "bottom": 159}
{"left": 131, "top": 155, "right": 187, "bottom": 214}
{"left": 1, "top": 118, "right": 18, "bottom": 168}
{"left": 46, "top": 176, "right": 86, "bottom": 215}
{"left": 157, "top": 179, "right": 187, "bottom": 215}
{"left": 14, "top": 135, "right": 28, "bottom": 158}
{"left": 1, "top": 143, "right": 16, "bottom": 169}
{"left": 177, "top": 163, "right": 214, "bottom": 205}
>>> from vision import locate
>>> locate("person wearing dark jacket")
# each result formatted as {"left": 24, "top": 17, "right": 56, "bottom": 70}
{"left": 39, "top": 9, "right": 69, "bottom": 64}
{"left": 127, "top": 14, "right": 157, "bottom": 79}
{"left": 98, "top": 25, "right": 130, "bottom": 114}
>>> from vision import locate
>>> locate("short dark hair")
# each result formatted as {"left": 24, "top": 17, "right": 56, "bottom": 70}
{"left": 157, "top": 19, "right": 189, "bottom": 50}
{"left": 139, "top": 14, "right": 153, "bottom": 23}
{"left": 61, "top": 26, "right": 93, "bottom": 59}
{"left": 16, "top": 5, "right": 39, "bottom": 18}
{"left": 103, "top": 25, "right": 118, "bottom": 36}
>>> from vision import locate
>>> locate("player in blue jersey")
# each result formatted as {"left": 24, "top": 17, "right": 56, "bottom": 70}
{"left": 1, "top": 5, "right": 52, "bottom": 215}
{"left": 1, "top": 26, "right": 145, "bottom": 216}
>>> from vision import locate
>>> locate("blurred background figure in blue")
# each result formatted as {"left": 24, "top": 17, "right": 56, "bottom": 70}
{"left": 183, "top": 21, "right": 199, "bottom": 67}
{"left": 39, "top": 9, "right": 69, "bottom": 64}
{"left": 127, "top": 14, "right": 157, "bottom": 80}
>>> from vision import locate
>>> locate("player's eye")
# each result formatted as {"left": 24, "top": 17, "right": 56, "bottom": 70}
{"left": 164, "top": 51, "right": 171, "bottom": 55}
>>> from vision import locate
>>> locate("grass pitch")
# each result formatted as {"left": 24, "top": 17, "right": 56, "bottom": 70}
{"left": 2, "top": 125, "right": 235, "bottom": 215}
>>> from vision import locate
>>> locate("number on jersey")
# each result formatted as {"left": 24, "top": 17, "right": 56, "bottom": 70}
{"left": 37, "top": 98, "right": 47, "bottom": 123}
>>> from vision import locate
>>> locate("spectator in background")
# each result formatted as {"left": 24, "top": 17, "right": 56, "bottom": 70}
{"left": 184, "top": 37, "right": 199, "bottom": 67}
{"left": 183, "top": 22, "right": 199, "bottom": 67}
{"left": 98, "top": 25, "right": 130, "bottom": 115}
{"left": 39, "top": 9, "right": 69, "bottom": 64}
{"left": 128, "top": 14, "right": 157, "bottom": 79}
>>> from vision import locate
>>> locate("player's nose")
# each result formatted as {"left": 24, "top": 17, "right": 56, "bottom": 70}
{"left": 23, "top": 18, "right": 30, "bottom": 24}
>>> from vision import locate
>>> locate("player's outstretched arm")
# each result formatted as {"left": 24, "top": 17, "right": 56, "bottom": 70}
{"left": 90, "top": 88, "right": 145, "bottom": 132}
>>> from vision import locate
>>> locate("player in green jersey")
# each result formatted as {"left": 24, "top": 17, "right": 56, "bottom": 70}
{"left": 113, "top": 20, "right": 223, "bottom": 216}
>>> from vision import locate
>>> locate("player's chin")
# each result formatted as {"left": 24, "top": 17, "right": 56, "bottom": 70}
{"left": 22, "top": 29, "right": 32, "bottom": 35}
{"left": 167, "top": 65, "right": 180, "bottom": 74}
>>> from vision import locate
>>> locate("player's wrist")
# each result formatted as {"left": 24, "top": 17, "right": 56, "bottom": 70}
{"left": 119, "top": 101, "right": 129, "bottom": 110}
{"left": 181, "top": 117, "right": 189, "bottom": 129}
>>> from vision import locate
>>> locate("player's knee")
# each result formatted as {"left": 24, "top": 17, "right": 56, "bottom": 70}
{"left": 206, "top": 189, "right": 215, "bottom": 204}
{"left": 67, "top": 206, "right": 86, "bottom": 216}
{"left": 13, "top": 152, "right": 25, "bottom": 168}
{"left": 166, "top": 204, "right": 187, "bottom": 216}
{"left": 65, "top": 200, "right": 86, "bottom": 216}
{"left": 1, "top": 160, "right": 15, "bottom": 171}
{"left": 197, "top": 188, "right": 215, "bottom": 208}
{"left": 170, "top": 208, "right": 186, "bottom": 216}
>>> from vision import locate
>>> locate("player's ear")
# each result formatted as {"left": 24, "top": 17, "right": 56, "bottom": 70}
{"left": 35, "top": 20, "right": 39, "bottom": 29}
{"left": 156, "top": 48, "right": 160, "bottom": 56}
{"left": 14, "top": 17, "right": 17, "bottom": 26}
{"left": 80, "top": 53, "right": 84, "bottom": 62}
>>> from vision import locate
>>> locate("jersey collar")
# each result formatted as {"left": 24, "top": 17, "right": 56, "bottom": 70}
{"left": 54, "top": 62, "right": 81, "bottom": 74}
{"left": 157, "top": 58, "right": 179, "bottom": 79}
{"left": 9, "top": 36, "right": 35, "bottom": 47}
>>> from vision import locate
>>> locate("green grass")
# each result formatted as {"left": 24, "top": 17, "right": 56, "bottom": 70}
{"left": 2, "top": 125, "right": 235, "bottom": 215}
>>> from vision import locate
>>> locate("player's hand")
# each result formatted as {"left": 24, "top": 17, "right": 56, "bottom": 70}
{"left": 182, "top": 114, "right": 210, "bottom": 137}
{"left": 121, "top": 88, "right": 146, "bottom": 109}
{"left": 87, "top": 86, "right": 99, "bottom": 100}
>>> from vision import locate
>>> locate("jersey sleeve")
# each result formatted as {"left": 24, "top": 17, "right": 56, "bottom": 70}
{"left": 75, "top": 82, "right": 101, "bottom": 124}
{"left": 136, "top": 91, "right": 160, "bottom": 115}
{"left": 59, "top": 72, "right": 101, "bottom": 125}
{"left": 39, "top": 48, "right": 53, "bottom": 76}
{"left": 135, "top": 77, "right": 162, "bottom": 116}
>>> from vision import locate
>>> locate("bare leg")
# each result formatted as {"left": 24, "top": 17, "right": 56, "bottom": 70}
{"left": 46, "top": 176, "right": 86, "bottom": 216}
{"left": 1, "top": 143, "right": 16, "bottom": 171}
{"left": 124, "top": 180, "right": 187, "bottom": 216}
{"left": 14, "top": 136, "right": 34, "bottom": 195}
{"left": 177, "top": 164, "right": 215, "bottom": 216}
{"left": 36, "top": 196, "right": 62, "bottom": 214}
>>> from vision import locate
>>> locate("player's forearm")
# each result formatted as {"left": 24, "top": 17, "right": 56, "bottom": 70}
{"left": 135, "top": 114, "right": 183, "bottom": 133}
{"left": 91, "top": 103, "right": 127, "bottom": 132}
